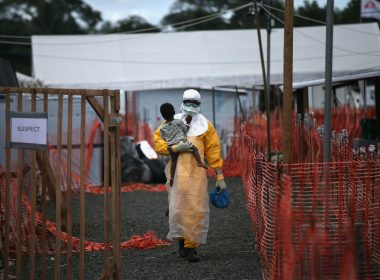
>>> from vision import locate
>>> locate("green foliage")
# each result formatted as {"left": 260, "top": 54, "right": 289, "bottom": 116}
{"left": 99, "top": 16, "right": 160, "bottom": 33}
{"left": 335, "top": 0, "right": 367, "bottom": 24}
{"left": 0, "top": 0, "right": 102, "bottom": 35}
{"left": 294, "top": 0, "right": 378, "bottom": 26}
{"left": 0, "top": 0, "right": 102, "bottom": 75}
{"left": 161, "top": 5, "right": 230, "bottom": 31}
{"left": 295, "top": 0, "right": 326, "bottom": 26}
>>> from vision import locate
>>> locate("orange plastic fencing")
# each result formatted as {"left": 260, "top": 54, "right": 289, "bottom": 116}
{"left": 119, "top": 107, "right": 375, "bottom": 178}
{"left": 1, "top": 117, "right": 169, "bottom": 256}
{"left": 241, "top": 128, "right": 380, "bottom": 279}
{"left": 0, "top": 171, "right": 170, "bottom": 255}
{"left": 312, "top": 107, "right": 375, "bottom": 140}
{"left": 241, "top": 107, "right": 376, "bottom": 163}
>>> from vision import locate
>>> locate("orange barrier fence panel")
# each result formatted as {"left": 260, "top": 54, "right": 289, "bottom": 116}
{"left": 241, "top": 127, "right": 380, "bottom": 279}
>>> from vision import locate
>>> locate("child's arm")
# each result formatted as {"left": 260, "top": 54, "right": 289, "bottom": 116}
{"left": 178, "top": 121, "right": 189, "bottom": 134}
{"left": 184, "top": 115, "right": 192, "bottom": 132}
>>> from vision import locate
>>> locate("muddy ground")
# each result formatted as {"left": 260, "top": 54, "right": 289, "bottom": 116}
{"left": 4, "top": 176, "right": 263, "bottom": 279}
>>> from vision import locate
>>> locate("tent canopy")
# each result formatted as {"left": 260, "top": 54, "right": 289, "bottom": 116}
{"left": 32, "top": 23, "right": 380, "bottom": 91}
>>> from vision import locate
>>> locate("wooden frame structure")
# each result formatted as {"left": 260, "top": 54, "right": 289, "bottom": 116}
{"left": 0, "top": 87, "right": 122, "bottom": 279}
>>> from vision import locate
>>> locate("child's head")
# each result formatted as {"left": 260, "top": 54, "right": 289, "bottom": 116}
{"left": 160, "top": 103, "right": 175, "bottom": 121}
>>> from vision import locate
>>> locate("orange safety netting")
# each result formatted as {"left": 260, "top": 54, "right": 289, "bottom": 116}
{"left": 58, "top": 107, "right": 374, "bottom": 182}
{"left": 48, "top": 119, "right": 103, "bottom": 192}
{"left": 0, "top": 175, "right": 171, "bottom": 255}
{"left": 121, "top": 112, "right": 154, "bottom": 147}
{"left": 241, "top": 126, "right": 380, "bottom": 279}
{"left": 312, "top": 107, "right": 375, "bottom": 140}
{"left": 242, "top": 107, "right": 376, "bottom": 162}
{"left": 85, "top": 183, "right": 166, "bottom": 194}
{"left": 0, "top": 118, "right": 172, "bottom": 257}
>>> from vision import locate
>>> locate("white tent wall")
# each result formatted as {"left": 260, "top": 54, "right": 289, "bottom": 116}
{"left": 36, "top": 97, "right": 103, "bottom": 185}
{"left": 30, "top": 23, "right": 380, "bottom": 157}
{"left": 32, "top": 23, "right": 380, "bottom": 91}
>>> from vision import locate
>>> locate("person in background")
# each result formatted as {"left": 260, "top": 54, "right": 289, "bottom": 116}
{"left": 159, "top": 102, "right": 208, "bottom": 187}
{"left": 154, "top": 89, "right": 226, "bottom": 263}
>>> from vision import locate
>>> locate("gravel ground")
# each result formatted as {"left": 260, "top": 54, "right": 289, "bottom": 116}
{"left": 8, "top": 176, "right": 263, "bottom": 279}
{"left": 120, "top": 176, "right": 263, "bottom": 280}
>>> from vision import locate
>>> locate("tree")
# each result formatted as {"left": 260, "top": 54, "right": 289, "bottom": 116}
{"left": 161, "top": 0, "right": 286, "bottom": 31}
{"left": 294, "top": 0, "right": 326, "bottom": 26}
{"left": 294, "top": 0, "right": 379, "bottom": 26}
{"left": 0, "top": 0, "right": 102, "bottom": 75}
{"left": 335, "top": 0, "right": 362, "bottom": 24}
{"left": 99, "top": 15, "right": 160, "bottom": 33}
{"left": 161, "top": 1, "right": 229, "bottom": 31}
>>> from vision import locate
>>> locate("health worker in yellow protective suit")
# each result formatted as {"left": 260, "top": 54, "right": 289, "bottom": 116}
{"left": 154, "top": 89, "right": 227, "bottom": 263}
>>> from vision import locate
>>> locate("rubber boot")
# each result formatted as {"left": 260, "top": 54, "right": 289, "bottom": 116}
{"left": 178, "top": 239, "right": 187, "bottom": 258}
{"left": 185, "top": 248, "right": 200, "bottom": 263}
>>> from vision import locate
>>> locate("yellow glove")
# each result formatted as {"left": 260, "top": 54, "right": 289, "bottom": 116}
{"left": 171, "top": 140, "right": 193, "bottom": 153}
{"left": 216, "top": 173, "right": 226, "bottom": 191}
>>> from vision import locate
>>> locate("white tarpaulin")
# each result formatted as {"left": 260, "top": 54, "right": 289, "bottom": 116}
{"left": 32, "top": 23, "right": 380, "bottom": 90}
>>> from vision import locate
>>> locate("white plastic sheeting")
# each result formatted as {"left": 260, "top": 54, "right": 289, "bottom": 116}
{"left": 32, "top": 23, "right": 380, "bottom": 90}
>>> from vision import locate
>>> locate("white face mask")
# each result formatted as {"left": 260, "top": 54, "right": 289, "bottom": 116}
{"left": 181, "top": 102, "right": 200, "bottom": 116}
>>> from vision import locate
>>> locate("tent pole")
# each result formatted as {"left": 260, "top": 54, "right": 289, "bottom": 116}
{"left": 323, "top": 0, "right": 334, "bottom": 163}
{"left": 266, "top": 0, "right": 272, "bottom": 154}
{"left": 375, "top": 77, "right": 380, "bottom": 139}
{"left": 236, "top": 86, "right": 246, "bottom": 122}
{"left": 212, "top": 87, "right": 216, "bottom": 127}
{"left": 282, "top": 0, "right": 294, "bottom": 165}
{"left": 253, "top": 0, "right": 271, "bottom": 160}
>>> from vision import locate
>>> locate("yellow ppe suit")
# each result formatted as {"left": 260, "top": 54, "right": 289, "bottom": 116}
{"left": 154, "top": 114, "right": 223, "bottom": 246}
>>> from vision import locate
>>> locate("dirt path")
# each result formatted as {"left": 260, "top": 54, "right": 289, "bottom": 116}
{"left": 120, "top": 176, "right": 263, "bottom": 280}
{"left": 12, "top": 176, "right": 262, "bottom": 279}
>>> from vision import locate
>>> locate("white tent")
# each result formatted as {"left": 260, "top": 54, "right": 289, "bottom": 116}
{"left": 32, "top": 23, "right": 380, "bottom": 91}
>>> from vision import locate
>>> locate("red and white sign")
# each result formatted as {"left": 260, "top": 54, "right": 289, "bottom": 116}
{"left": 361, "top": 0, "right": 380, "bottom": 20}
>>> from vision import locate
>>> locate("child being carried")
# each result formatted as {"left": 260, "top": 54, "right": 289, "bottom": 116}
{"left": 159, "top": 103, "right": 208, "bottom": 186}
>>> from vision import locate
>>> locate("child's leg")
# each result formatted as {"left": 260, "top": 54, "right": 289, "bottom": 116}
{"left": 170, "top": 153, "right": 179, "bottom": 186}
{"left": 191, "top": 146, "right": 208, "bottom": 169}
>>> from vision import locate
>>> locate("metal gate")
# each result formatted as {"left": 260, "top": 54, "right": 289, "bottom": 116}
{"left": 0, "top": 87, "right": 121, "bottom": 279}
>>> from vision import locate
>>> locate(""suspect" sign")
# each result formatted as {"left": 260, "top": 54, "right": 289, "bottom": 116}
{"left": 10, "top": 112, "right": 48, "bottom": 149}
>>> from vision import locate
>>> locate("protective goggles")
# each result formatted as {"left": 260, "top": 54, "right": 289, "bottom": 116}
{"left": 183, "top": 99, "right": 201, "bottom": 107}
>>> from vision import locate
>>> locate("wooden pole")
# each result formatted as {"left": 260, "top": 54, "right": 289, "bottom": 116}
{"left": 29, "top": 90, "right": 37, "bottom": 279}
{"left": 282, "top": 0, "right": 294, "bottom": 165}
{"left": 4, "top": 90, "right": 11, "bottom": 280}
{"left": 41, "top": 89, "right": 48, "bottom": 280}
{"left": 375, "top": 77, "right": 380, "bottom": 138}
{"left": 66, "top": 92, "right": 73, "bottom": 279}
{"left": 110, "top": 90, "right": 121, "bottom": 279}
{"left": 55, "top": 92, "right": 63, "bottom": 280}
{"left": 0, "top": 87, "right": 118, "bottom": 96}
{"left": 114, "top": 90, "right": 122, "bottom": 279}
{"left": 16, "top": 90, "right": 23, "bottom": 280}
{"left": 79, "top": 93, "right": 86, "bottom": 280}
{"left": 103, "top": 90, "right": 110, "bottom": 277}
{"left": 110, "top": 125, "right": 117, "bottom": 277}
